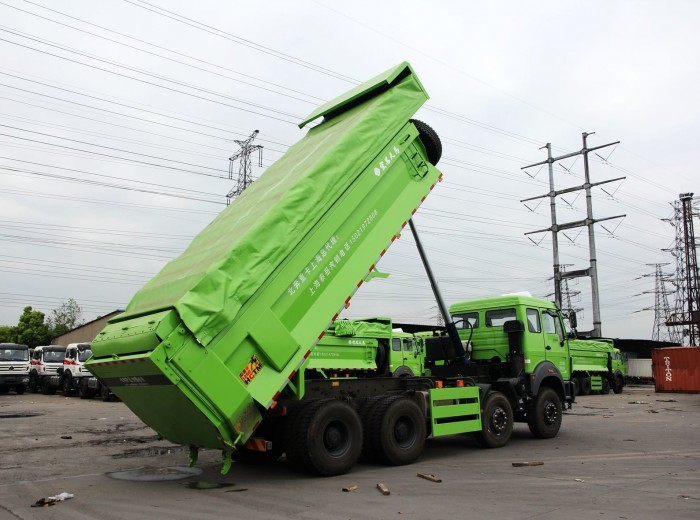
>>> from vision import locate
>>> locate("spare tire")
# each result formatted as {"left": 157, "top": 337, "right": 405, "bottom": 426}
{"left": 410, "top": 119, "right": 442, "bottom": 166}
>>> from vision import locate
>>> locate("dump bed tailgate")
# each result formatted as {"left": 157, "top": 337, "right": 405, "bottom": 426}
{"left": 87, "top": 62, "right": 442, "bottom": 453}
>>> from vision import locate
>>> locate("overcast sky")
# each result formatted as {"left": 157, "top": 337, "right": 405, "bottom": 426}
{"left": 1, "top": 0, "right": 698, "bottom": 341}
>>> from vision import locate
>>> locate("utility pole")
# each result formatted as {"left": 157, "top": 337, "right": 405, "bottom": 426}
{"left": 665, "top": 193, "right": 700, "bottom": 345}
{"left": 521, "top": 133, "right": 625, "bottom": 337}
{"left": 227, "top": 130, "right": 263, "bottom": 205}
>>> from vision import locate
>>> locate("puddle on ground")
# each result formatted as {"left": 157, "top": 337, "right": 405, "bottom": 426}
{"left": 184, "top": 481, "right": 234, "bottom": 490}
{"left": 113, "top": 445, "right": 189, "bottom": 459}
{"left": 0, "top": 412, "right": 43, "bottom": 419}
{"left": 107, "top": 466, "right": 203, "bottom": 482}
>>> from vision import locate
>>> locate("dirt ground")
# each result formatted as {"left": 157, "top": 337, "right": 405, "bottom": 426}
{"left": 0, "top": 385, "right": 698, "bottom": 520}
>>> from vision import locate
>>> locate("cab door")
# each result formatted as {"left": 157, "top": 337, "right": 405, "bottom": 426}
{"left": 541, "top": 310, "right": 570, "bottom": 379}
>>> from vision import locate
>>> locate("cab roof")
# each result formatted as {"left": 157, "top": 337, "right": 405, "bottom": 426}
{"left": 450, "top": 295, "right": 558, "bottom": 314}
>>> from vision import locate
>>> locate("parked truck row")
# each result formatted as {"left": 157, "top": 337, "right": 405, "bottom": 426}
{"left": 0, "top": 342, "right": 113, "bottom": 400}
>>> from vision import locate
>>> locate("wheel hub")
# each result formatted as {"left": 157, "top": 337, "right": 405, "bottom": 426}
{"left": 394, "top": 417, "right": 417, "bottom": 448}
{"left": 490, "top": 407, "right": 508, "bottom": 434}
{"left": 543, "top": 401, "right": 558, "bottom": 425}
{"left": 323, "top": 421, "right": 350, "bottom": 457}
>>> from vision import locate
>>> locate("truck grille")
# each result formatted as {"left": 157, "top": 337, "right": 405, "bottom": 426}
{"left": 0, "top": 364, "right": 29, "bottom": 372}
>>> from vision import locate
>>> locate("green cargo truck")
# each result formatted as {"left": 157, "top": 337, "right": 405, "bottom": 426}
{"left": 87, "top": 63, "right": 570, "bottom": 476}
{"left": 308, "top": 318, "right": 423, "bottom": 378}
{"left": 569, "top": 339, "right": 626, "bottom": 395}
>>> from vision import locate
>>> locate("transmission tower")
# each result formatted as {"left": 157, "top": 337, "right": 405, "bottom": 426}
{"left": 637, "top": 263, "right": 680, "bottom": 342}
{"left": 665, "top": 193, "right": 700, "bottom": 345}
{"left": 521, "top": 133, "right": 625, "bottom": 337}
{"left": 227, "top": 130, "right": 263, "bottom": 204}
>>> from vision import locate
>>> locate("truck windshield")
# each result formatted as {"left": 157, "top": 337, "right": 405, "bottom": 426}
{"left": 0, "top": 348, "right": 29, "bottom": 361}
{"left": 43, "top": 351, "right": 65, "bottom": 363}
{"left": 78, "top": 349, "right": 93, "bottom": 362}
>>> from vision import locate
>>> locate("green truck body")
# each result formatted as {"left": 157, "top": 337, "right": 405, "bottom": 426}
{"left": 569, "top": 339, "right": 626, "bottom": 394}
{"left": 86, "top": 64, "right": 573, "bottom": 476}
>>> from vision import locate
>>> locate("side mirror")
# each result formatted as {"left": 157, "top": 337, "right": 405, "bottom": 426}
{"left": 568, "top": 310, "right": 577, "bottom": 329}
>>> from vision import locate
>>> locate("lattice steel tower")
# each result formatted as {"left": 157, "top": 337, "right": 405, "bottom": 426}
{"left": 648, "top": 263, "right": 680, "bottom": 343}
{"left": 227, "top": 130, "right": 263, "bottom": 204}
{"left": 665, "top": 193, "right": 700, "bottom": 345}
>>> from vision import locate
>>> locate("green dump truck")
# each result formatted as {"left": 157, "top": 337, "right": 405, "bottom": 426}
{"left": 87, "top": 63, "right": 571, "bottom": 477}
{"left": 569, "top": 339, "right": 626, "bottom": 395}
{"left": 308, "top": 318, "right": 423, "bottom": 378}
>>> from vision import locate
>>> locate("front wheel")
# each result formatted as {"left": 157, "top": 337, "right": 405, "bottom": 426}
{"left": 62, "top": 376, "right": 73, "bottom": 397}
{"left": 474, "top": 391, "right": 513, "bottom": 448}
{"left": 527, "top": 387, "right": 562, "bottom": 439}
{"left": 15, "top": 384, "right": 26, "bottom": 395}
{"left": 28, "top": 373, "right": 39, "bottom": 393}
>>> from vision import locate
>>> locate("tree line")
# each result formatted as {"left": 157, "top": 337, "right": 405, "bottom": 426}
{"left": 0, "top": 299, "right": 84, "bottom": 347}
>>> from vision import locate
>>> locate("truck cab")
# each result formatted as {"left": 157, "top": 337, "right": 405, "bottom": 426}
{"left": 61, "top": 343, "right": 93, "bottom": 396}
{"left": 29, "top": 345, "right": 66, "bottom": 394}
{"left": 448, "top": 295, "right": 574, "bottom": 434}
{"left": 0, "top": 343, "right": 30, "bottom": 395}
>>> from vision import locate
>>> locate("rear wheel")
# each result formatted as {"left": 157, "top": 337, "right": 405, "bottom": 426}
{"left": 601, "top": 377, "right": 611, "bottom": 394}
{"left": 41, "top": 378, "right": 55, "bottom": 395}
{"left": 368, "top": 396, "right": 426, "bottom": 465}
{"left": 527, "top": 387, "right": 562, "bottom": 439}
{"left": 410, "top": 119, "right": 442, "bottom": 165}
{"left": 286, "top": 399, "right": 362, "bottom": 476}
{"left": 571, "top": 377, "right": 580, "bottom": 397}
{"left": 579, "top": 377, "right": 592, "bottom": 396}
{"left": 100, "top": 385, "right": 112, "bottom": 402}
{"left": 78, "top": 381, "right": 94, "bottom": 399}
{"left": 474, "top": 391, "right": 513, "bottom": 448}
{"left": 613, "top": 375, "right": 625, "bottom": 394}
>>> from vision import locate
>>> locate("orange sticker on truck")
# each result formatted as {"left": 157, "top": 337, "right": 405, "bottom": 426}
{"left": 240, "top": 355, "right": 263, "bottom": 385}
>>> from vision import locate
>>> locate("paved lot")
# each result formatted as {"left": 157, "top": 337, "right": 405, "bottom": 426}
{"left": 0, "top": 385, "right": 698, "bottom": 519}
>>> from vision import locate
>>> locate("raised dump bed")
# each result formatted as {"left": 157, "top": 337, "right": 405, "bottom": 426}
{"left": 86, "top": 62, "right": 443, "bottom": 464}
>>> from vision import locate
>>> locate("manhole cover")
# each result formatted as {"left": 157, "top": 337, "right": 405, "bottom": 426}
{"left": 107, "top": 466, "right": 203, "bottom": 482}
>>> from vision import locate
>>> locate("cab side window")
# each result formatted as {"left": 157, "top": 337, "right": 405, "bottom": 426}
{"left": 402, "top": 339, "right": 413, "bottom": 351}
{"left": 392, "top": 338, "right": 401, "bottom": 351}
{"left": 526, "top": 308, "right": 541, "bottom": 333}
{"left": 542, "top": 312, "right": 556, "bottom": 334}
{"left": 485, "top": 308, "right": 516, "bottom": 327}
{"left": 453, "top": 312, "right": 478, "bottom": 329}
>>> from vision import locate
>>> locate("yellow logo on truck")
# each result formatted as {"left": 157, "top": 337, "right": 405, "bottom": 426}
{"left": 240, "top": 355, "right": 263, "bottom": 385}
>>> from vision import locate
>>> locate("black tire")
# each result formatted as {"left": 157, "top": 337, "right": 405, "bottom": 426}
{"left": 15, "top": 385, "right": 25, "bottom": 395}
{"left": 367, "top": 396, "right": 426, "bottom": 466}
{"left": 286, "top": 399, "right": 362, "bottom": 476}
{"left": 579, "top": 377, "right": 592, "bottom": 396}
{"left": 613, "top": 375, "right": 625, "bottom": 394}
{"left": 28, "top": 373, "right": 39, "bottom": 393}
{"left": 359, "top": 395, "right": 386, "bottom": 461}
{"left": 474, "top": 391, "right": 514, "bottom": 449}
{"left": 62, "top": 376, "right": 73, "bottom": 397}
{"left": 571, "top": 377, "right": 580, "bottom": 397}
{"left": 527, "top": 387, "right": 563, "bottom": 439}
{"left": 601, "top": 377, "right": 611, "bottom": 394}
{"left": 410, "top": 119, "right": 442, "bottom": 166}
{"left": 41, "top": 378, "right": 55, "bottom": 395}
{"left": 78, "top": 381, "right": 93, "bottom": 399}
{"left": 100, "top": 385, "right": 112, "bottom": 402}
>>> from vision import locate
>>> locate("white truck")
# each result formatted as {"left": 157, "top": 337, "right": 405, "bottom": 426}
{"left": 29, "top": 345, "right": 66, "bottom": 394}
{"left": 0, "top": 343, "right": 30, "bottom": 394}
{"left": 59, "top": 342, "right": 93, "bottom": 397}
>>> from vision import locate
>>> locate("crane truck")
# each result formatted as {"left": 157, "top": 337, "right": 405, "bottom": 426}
{"left": 86, "top": 62, "right": 574, "bottom": 476}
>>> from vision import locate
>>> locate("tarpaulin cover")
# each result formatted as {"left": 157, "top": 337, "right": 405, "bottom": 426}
{"left": 117, "top": 62, "right": 428, "bottom": 346}
{"left": 569, "top": 339, "right": 615, "bottom": 353}
{"left": 333, "top": 319, "right": 392, "bottom": 338}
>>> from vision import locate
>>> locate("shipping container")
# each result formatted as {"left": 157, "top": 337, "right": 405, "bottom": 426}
{"left": 627, "top": 358, "right": 653, "bottom": 382}
{"left": 652, "top": 347, "right": 700, "bottom": 393}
